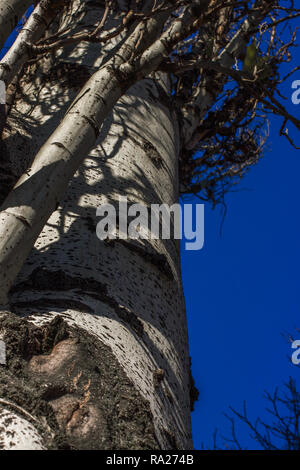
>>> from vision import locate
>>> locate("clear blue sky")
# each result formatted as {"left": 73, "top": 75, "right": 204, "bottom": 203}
{"left": 1, "top": 3, "right": 299, "bottom": 451}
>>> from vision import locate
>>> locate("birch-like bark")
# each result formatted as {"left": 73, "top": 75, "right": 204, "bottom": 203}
{"left": 0, "top": 2, "right": 191, "bottom": 305}
{"left": 1, "top": 73, "right": 193, "bottom": 450}
{"left": 0, "top": 0, "right": 297, "bottom": 450}
{"left": 0, "top": 64, "right": 124, "bottom": 306}
{"left": 0, "top": 0, "right": 71, "bottom": 85}
{"left": 0, "top": 1, "right": 194, "bottom": 449}
{"left": 0, "top": 408, "right": 46, "bottom": 449}
{"left": 0, "top": 3, "right": 193, "bottom": 449}
{"left": 0, "top": 0, "right": 32, "bottom": 52}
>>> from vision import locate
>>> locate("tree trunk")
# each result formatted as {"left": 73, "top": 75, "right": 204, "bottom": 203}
{"left": 0, "top": 1, "right": 194, "bottom": 450}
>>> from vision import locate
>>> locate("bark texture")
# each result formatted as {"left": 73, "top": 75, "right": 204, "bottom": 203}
{"left": 0, "top": 0, "right": 295, "bottom": 452}
{"left": 0, "top": 0, "right": 73, "bottom": 86}
{"left": 0, "top": 0, "right": 194, "bottom": 450}
{"left": 0, "top": 0, "right": 171, "bottom": 303}
{"left": 0, "top": 0, "right": 32, "bottom": 52}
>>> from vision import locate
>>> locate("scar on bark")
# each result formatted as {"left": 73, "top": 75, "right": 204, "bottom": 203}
{"left": 124, "top": 130, "right": 164, "bottom": 169}
{"left": 0, "top": 312, "right": 160, "bottom": 449}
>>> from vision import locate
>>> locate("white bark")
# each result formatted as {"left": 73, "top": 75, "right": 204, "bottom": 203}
{"left": 0, "top": 1, "right": 69, "bottom": 85}
{"left": 0, "top": 0, "right": 32, "bottom": 52}
{"left": 2, "top": 74, "right": 193, "bottom": 450}
{"left": 0, "top": 1, "right": 193, "bottom": 449}
{"left": 0, "top": 64, "right": 124, "bottom": 306}
{"left": 0, "top": 1, "right": 176, "bottom": 305}
{"left": 0, "top": 408, "right": 45, "bottom": 449}
{"left": 0, "top": 0, "right": 295, "bottom": 451}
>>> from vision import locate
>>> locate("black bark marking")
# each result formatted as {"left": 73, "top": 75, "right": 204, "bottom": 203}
{"left": 126, "top": 131, "right": 164, "bottom": 169}
{"left": 11, "top": 269, "right": 144, "bottom": 337}
{"left": 110, "top": 65, "right": 135, "bottom": 93}
{"left": 12, "top": 298, "right": 94, "bottom": 314}
{"left": 142, "top": 140, "right": 164, "bottom": 169}
{"left": 153, "top": 368, "right": 165, "bottom": 389}
{"left": 81, "top": 114, "right": 100, "bottom": 138}
{"left": 117, "top": 239, "right": 174, "bottom": 281}
{"left": 0, "top": 141, "right": 15, "bottom": 206}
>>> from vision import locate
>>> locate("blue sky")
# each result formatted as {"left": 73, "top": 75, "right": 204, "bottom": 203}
{"left": 1, "top": 3, "right": 299, "bottom": 451}
{"left": 183, "top": 59, "right": 300, "bottom": 448}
